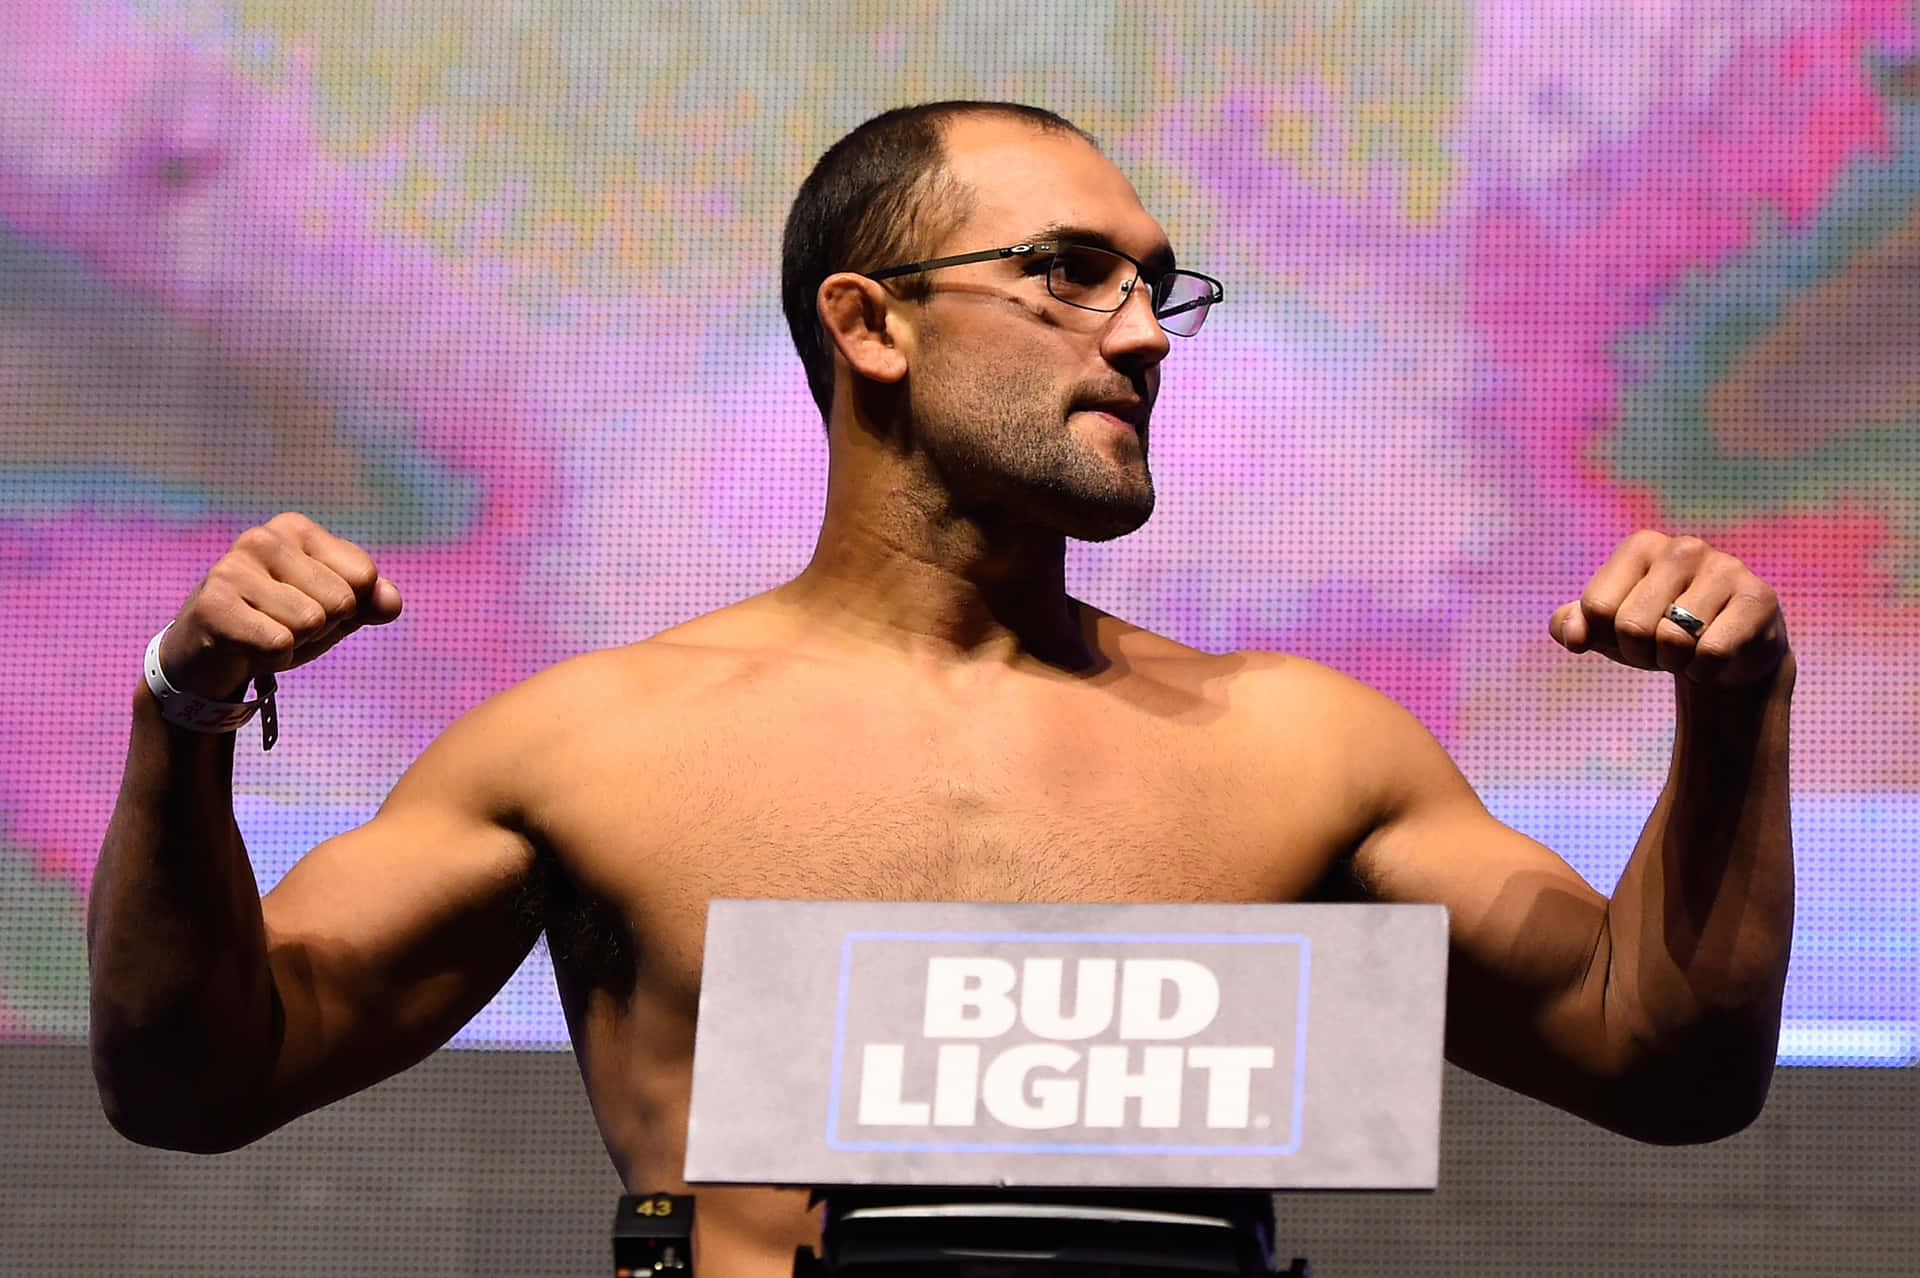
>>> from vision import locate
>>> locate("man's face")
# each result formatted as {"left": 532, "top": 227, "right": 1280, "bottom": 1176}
{"left": 899, "top": 116, "right": 1175, "bottom": 542}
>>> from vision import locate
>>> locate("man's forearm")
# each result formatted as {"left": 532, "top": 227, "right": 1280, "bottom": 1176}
{"left": 1598, "top": 655, "right": 1796, "bottom": 1134}
{"left": 88, "top": 685, "right": 281, "bottom": 1150}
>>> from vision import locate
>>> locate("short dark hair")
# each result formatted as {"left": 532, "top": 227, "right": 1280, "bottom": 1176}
{"left": 780, "top": 101, "right": 1094, "bottom": 419}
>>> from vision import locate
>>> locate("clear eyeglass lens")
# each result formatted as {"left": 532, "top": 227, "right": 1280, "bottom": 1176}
{"left": 1044, "top": 245, "right": 1214, "bottom": 336}
{"left": 1046, "top": 245, "right": 1130, "bottom": 307}
{"left": 1154, "top": 273, "right": 1216, "bottom": 336}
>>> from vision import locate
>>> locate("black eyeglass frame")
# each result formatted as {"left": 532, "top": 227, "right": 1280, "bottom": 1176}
{"left": 863, "top": 241, "right": 1225, "bottom": 335}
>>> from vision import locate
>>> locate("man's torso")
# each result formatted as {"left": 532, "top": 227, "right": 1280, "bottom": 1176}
{"left": 493, "top": 602, "right": 1383, "bottom": 1271}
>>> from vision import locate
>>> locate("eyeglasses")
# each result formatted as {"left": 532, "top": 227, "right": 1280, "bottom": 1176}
{"left": 865, "top": 241, "right": 1225, "bottom": 337}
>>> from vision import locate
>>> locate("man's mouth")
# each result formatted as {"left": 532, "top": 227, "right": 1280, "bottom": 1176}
{"left": 1077, "top": 400, "right": 1149, "bottom": 431}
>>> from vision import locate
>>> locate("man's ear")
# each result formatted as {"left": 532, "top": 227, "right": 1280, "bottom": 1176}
{"left": 817, "top": 272, "right": 909, "bottom": 386}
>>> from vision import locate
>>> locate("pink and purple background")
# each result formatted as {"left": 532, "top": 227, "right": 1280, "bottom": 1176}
{"left": 1, "top": 0, "right": 1914, "bottom": 1061}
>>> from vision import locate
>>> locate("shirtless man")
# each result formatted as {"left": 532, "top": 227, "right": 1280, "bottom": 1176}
{"left": 89, "top": 102, "right": 1796, "bottom": 1275}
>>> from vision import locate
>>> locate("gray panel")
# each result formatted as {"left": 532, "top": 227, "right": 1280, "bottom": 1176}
{"left": 2, "top": 1046, "right": 1915, "bottom": 1276}
{"left": 0, "top": 1045, "right": 620, "bottom": 1277}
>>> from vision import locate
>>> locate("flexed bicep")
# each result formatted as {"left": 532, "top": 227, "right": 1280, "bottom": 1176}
{"left": 254, "top": 701, "right": 545, "bottom": 1128}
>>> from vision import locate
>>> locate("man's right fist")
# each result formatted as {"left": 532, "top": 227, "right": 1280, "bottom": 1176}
{"left": 156, "top": 513, "right": 403, "bottom": 700}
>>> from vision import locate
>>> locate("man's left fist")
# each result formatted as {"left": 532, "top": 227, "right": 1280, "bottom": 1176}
{"left": 1550, "top": 531, "right": 1790, "bottom": 688}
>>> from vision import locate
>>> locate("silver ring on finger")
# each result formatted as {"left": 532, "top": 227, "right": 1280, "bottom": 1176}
{"left": 1663, "top": 603, "right": 1707, "bottom": 639}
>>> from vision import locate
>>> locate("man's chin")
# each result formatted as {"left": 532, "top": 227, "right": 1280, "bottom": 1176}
{"left": 1060, "top": 489, "right": 1156, "bottom": 542}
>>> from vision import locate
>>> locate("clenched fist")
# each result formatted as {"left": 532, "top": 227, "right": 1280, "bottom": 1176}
{"left": 156, "top": 513, "right": 403, "bottom": 700}
{"left": 1549, "top": 531, "right": 1788, "bottom": 688}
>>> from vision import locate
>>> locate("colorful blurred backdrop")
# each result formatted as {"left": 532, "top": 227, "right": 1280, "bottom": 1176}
{"left": 2, "top": 0, "right": 1914, "bottom": 1060}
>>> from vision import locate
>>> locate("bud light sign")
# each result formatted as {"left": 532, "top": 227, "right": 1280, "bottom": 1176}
{"left": 685, "top": 901, "right": 1446, "bottom": 1189}
{"left": 826, "top": 932, "right": 1310, "bottom": 1155}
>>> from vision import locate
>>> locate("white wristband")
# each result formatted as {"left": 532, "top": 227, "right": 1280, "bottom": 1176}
{"left": 144, "top": 624, "right": 279, "bottom": 750}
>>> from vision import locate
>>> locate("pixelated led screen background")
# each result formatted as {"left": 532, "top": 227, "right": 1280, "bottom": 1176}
{"left": 1, "top": 1, "right": 1914, "bottom": 1063}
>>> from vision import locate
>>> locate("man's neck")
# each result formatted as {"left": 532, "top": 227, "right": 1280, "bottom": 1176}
{"left": 780, "top": 492, "right": 1096, "bottom": 672}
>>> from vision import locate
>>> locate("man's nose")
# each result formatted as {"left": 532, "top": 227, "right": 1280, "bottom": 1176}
{"left": 1102, "top": 280, "right": 1172, "bottom": 367}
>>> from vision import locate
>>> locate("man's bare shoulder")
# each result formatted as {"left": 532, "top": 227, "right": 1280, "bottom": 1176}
{"left": 1085, "top": 608, "right": 1458, "bottom": 810}
{"left": 1085, "top": 606, "right": 1404, "bottom": 719}
{"left": 392, "top": 599, "right": 774, "bottom": 759}
{"left": 529, "top": 606, "right": 792, "bottom": 694}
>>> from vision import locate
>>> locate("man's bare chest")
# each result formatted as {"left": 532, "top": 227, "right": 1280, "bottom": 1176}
{"left": 531, "top": 690, "right": 1355, "bottom": 988}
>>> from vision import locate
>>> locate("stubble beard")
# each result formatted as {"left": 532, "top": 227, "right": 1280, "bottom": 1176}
{"left": 913, "top": 356, "right": 1157, "bottom": 544}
